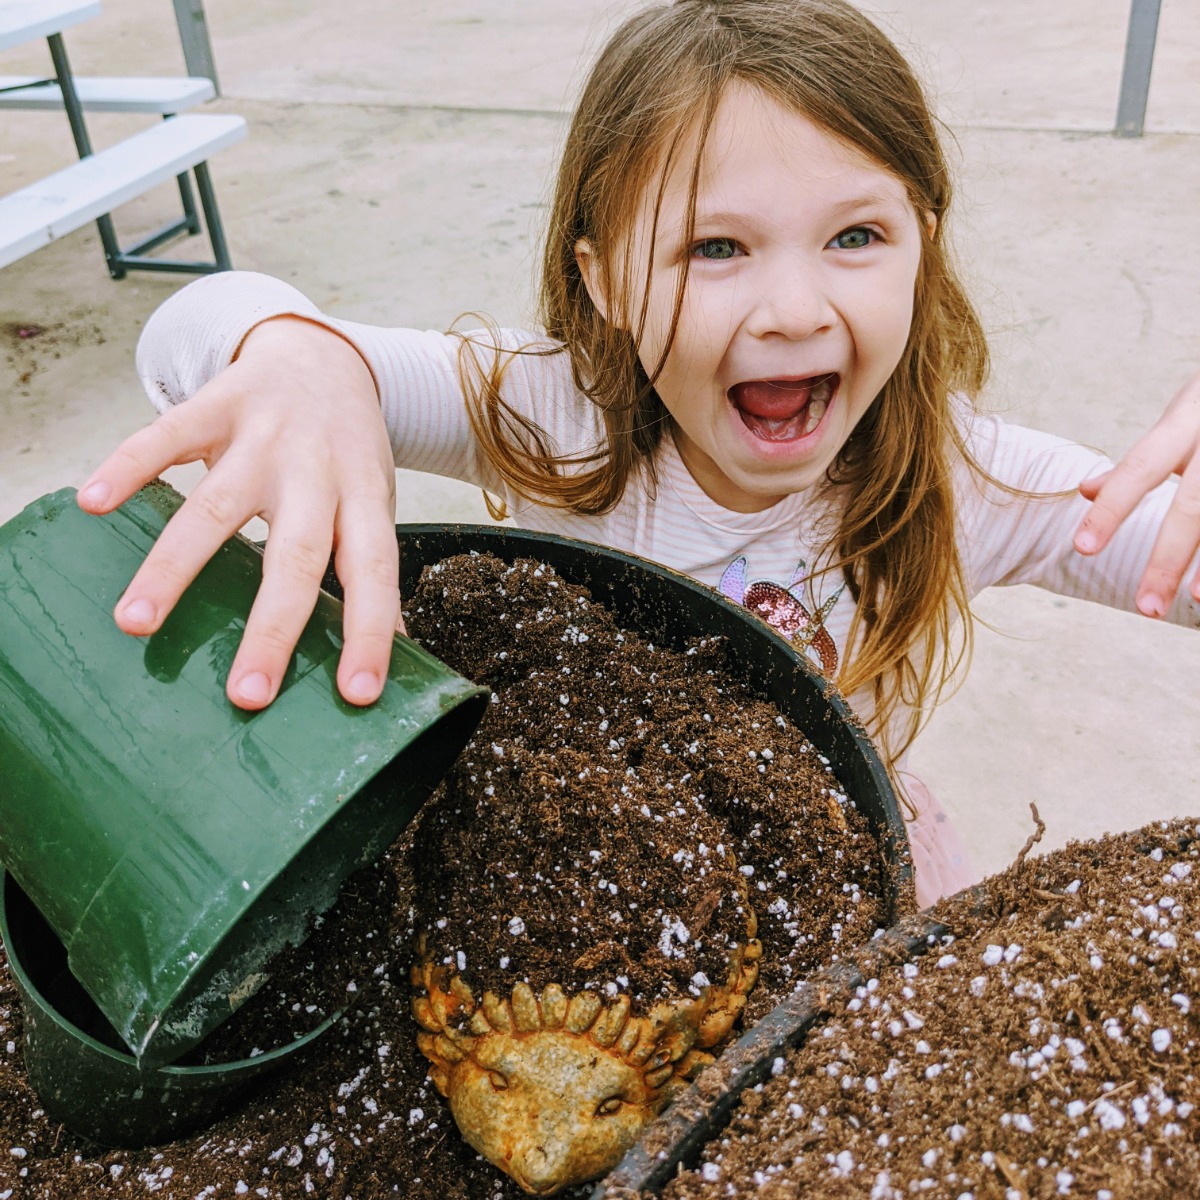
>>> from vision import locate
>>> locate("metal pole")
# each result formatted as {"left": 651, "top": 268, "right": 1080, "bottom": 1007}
{"left": 47, "top": 33, "right": 125, "bottom": 277}
{"left": 193, "top": 161, "right": 232, "bottom": 270}
{"left": 1114, "top": 0, "right": 1162, "bottom": 137}
{"left": 172, "top": 0, "right": 220, "bottom": 93}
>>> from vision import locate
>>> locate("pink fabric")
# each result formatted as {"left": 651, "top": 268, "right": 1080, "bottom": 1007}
{"left": 897, "top": 771, "right": 979, "bottom": 909}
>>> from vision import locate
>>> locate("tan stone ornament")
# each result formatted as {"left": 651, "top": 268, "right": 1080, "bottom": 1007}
{"left": 410, "top": 906, "right": 761, "bottom": 1194}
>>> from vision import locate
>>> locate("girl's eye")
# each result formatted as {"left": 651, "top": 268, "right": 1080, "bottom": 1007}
{"left": 829, "top": 227, "right": 875, "bottom": 250}
{"left": 691, "top": 237, "right": 740, "bottom": 261}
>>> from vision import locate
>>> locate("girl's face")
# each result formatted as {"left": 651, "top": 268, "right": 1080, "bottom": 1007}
{"left": 581, "top": 83, "right": 925, "bottom": 513}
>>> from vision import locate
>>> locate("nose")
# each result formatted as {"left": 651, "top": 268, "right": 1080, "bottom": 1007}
{"left": 512, "top": 1140, "right": 568, "bottom": 1194}
{"left": 742, "top": 253, "right": 836, "bottom": 341}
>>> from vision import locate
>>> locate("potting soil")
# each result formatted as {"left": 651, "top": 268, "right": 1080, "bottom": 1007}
{"left": 190, "top": 854, "right": 400, "bottom": 1065}
{"left": 0, "top": 552, "right": 886, "bottom": 1198}
{"left": 403, "top": 552, "right": 886, "bottom": 1015}
{"left": 660, "top": 818, "right": 1200, "bottom": 1200}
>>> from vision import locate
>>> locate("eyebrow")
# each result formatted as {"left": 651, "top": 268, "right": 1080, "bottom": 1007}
{"left": 826, "top": 192, "right": 910, "bottom": 217}
{"left": 692, "top": 193, "right": 909, "bottom": 228}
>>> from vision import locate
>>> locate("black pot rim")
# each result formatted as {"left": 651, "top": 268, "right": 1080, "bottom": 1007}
{"left": 386, "top": 522, "right": 912, "bottom": 899}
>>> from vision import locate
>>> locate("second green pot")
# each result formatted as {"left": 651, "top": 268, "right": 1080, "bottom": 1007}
{"left": 0, "top": 872, "right": 339, "bottom": 1147}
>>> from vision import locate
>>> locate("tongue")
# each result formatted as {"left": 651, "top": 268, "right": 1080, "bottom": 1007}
{"left": 730, "top": 379, "right": 816, "bottom": 420}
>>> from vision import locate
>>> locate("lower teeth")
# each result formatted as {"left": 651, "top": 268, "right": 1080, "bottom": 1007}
{"left": 748, "top": 397, "right": 827, "bottom": 441}
{"left": 803, "top": 397, "right": 828, "bottom": 434}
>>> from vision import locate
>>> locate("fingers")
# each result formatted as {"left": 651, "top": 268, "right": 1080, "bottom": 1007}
{"left": 78, "top": 393, "right": 223, "bottom": 515}
{"left": 1074, "top": 434, "right": 1200, "bottom": 617}
{"left": 114, "top": 466, "right": 398, "bottom": 711}
{"left": 1133, "top": 459, "right": 1200, "bottom": 616}
{"left": 1075, "top": 368, "right": 1199, "bottom": 574}
{"left": 331, "top": 483, "right": 402, "bottom": 707}
{"left": 112, "top": 466, "right": 257, "bottom": 637}
{"left": 1073, "top": 449, "right": 1167, "bottom": 556}
{"left": 225, "top": 501, "right": 337, "bottom": 709}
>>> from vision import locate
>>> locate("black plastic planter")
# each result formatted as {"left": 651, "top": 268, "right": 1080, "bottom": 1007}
{"left": 381, "top": 523, "right": 913, "bottom": 919}
{"left": 0, "top": 873, "right": 339, "bottom": 1148}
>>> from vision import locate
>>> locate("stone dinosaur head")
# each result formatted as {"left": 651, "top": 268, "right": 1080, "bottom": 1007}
{"left": 410, "top": 920, "right": 760, "bottom": 1194}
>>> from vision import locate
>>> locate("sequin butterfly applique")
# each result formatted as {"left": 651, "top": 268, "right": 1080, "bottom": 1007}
{"left": 718, "top": 556, "right": 843, "bottom": 676}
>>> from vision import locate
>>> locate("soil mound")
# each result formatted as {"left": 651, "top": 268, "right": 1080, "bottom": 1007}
{"left": 664, "top": 818, "right": 1200, "bottom": 1199}
{"left": 405, "top": 552, "right": 886, "bottom": 1012}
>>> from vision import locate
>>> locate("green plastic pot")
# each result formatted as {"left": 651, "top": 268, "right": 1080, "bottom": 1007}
{"left": 0, "top": 484, "right": 488, "bottom": 1069}
{"left": 0, "top": 872, "right": 337, "bottom": 1147}
{"left": 341, "top": 523, "right": 912, "bottom": 913}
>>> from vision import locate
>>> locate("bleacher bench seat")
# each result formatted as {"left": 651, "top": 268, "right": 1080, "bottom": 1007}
{"left": 0, "top": 74, "right": 215, "bottom": 114}
{"left": 0, "top": 112, "right": 246, "bottom": 268}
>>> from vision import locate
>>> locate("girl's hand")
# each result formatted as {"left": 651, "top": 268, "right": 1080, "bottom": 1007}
{"left": 76, "top": 316, "right": 400, "bottom": 710}
{"left": 1073, "top": 367, "right": 1200, "bottom": 616}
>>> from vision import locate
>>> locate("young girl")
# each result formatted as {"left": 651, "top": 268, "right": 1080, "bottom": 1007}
{"left": 79, "top": 0, "right": 1199, "bottom": 908}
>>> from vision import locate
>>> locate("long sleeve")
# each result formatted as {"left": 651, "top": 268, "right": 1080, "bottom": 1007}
{"left": 135, "top": 275, "right": 1198, "bottom": 631}
{"left": 136, "top": 271, "right": 329, "bottom": 410}
{"left": 958, "top": 414, "right": 1199, "bottom": 628}
{"left": 134, "top": 271, "right": 603, "bottom": 497}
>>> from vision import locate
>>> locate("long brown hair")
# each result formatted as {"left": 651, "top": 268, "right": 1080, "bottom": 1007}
{"left": 458, "top": 0, "right": 991, "bottom": 777}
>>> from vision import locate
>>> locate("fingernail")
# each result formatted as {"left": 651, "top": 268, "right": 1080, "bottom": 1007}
{"left": 1074, "top": 531, "right": 1097, "bottom": 554}
{"left": 347, "top": 671, "right": 380, "bottom": 701}
{"left": 1137, "top": 593, "right": 1165, "bottom": 618}
{"left": 236, "top": 672, "right": 273, "bottom": 704}
{"left": 79, "top": 480, "right": 111, "bottom": 507}
{"left": 121, "top": 598, "right": 156, "bottom": 626}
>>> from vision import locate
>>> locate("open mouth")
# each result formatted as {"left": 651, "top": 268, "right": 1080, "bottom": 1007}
{"left": 728, "top": 374, "right": 837, "bottom": 443}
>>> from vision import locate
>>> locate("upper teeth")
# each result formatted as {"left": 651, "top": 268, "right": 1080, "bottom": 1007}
{"left": 810, "top": 379, "right": 832, "bottom": 403}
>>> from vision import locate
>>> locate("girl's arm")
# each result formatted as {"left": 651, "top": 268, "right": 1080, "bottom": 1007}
{"left": 959, "top": 417, "right": 1200, "bottom": 627}
{"left": 129, "top": 271, "right": 526, "bottom": 490}
{"left": 1072, "top": 367, "right": 1200, "bottom": 616}
{"left": 78, "top": 272, "right": 576, "bottom": 712}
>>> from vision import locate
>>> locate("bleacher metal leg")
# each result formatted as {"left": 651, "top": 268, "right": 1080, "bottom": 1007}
{"left": 172, "top": 0, "right": 220, "bottom": 94}
{"left": 176, "top": 173, "right": 202, "bottom": 234}
{"left": 193, "top": 161, "right": 232, "bottom": 271}
{"left": 1115, "top": 0, "right": 1163, "bottom": 138}
{"left": 163, "top": 116, "right": 204, "bottom": 235}
{"left": 47, "top": 33, "right": 126, "bottom": 277}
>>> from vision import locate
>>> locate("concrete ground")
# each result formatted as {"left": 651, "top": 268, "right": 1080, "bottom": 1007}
{"left": 2, "top": 0, "right": 1198, "bottom": 881}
